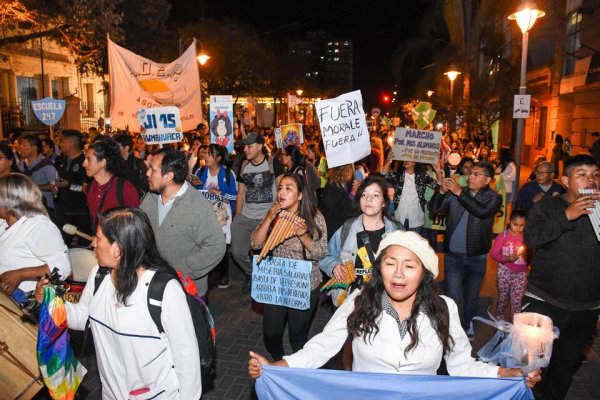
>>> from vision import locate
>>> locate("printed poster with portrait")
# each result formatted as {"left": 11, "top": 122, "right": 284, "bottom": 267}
{"left": 197, "top": 190, "right": 233, "bottom": 244}
{"left": 274, "top": 123, "right": 304, "bottom": 149}
{"left": 209, "top": 95, "right": 234, "bottom": 153}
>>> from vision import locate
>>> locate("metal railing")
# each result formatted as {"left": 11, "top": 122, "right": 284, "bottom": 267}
{"left": 1, "top": 99, "right": 107, "bottom": 137}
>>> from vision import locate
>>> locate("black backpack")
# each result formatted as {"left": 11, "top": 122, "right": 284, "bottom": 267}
{"left": 91, "top": 268, "right": 217, "bottom": 387}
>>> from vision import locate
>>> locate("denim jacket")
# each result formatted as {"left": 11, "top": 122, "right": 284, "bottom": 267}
{"left": 319, "top": 215, "right": 403, "bottom": 276}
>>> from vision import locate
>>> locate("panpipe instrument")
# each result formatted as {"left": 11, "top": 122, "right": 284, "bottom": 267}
{"left": 321, "top": 261, "right": 357, "bottom": 292}
{"left": 256, "top": 210, "right": 305, "bottom": 264}
{"left": 579, "top": 188, "right": 600, "bottom": 241}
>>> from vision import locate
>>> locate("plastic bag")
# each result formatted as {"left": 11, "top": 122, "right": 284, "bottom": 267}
{"left": 475, "top": 311, "right": 559, "bottom": 373}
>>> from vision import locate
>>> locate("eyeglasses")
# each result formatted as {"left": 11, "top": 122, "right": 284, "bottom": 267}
{"left": 536, "top": 171, "right": 552, "bottom": 175}
{"left": 469, "top": 172, "right": 489, "bottom": 178}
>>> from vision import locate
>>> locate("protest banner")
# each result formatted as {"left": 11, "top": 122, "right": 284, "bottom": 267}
{"left": 251, "top": 256, "right": 311, "bottom": 311}
{"left": 108, "top": 37, "right": 201, "bottom": 132}
{"left": 274, "top": 123, "right": 303, "bottom": 149}
{"left": 315, "top": 90, "right": 370, "bottom": 168}
{"left": 197, "top": 190, "right": 233, "bottom": 244}
{"left": 209, "top": 96, "right": 234, "bottom": 152}
{"left": 31, "top": 98, "right": 66, "bottom": 126}
{"left": 136, "top": 106, "right": 183, "bottom": 145}
{"left": 256, "top": 366, "right": 533, "bottom": 400}
{"left": 391, "top": 127, "right": 442, "bottom": 164}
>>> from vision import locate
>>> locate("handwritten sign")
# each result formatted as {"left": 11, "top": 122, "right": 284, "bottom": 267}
{"left": 392, "top": 127, "right": 442, "bottom": 164}
{"left": 315, "top": 90, "right": 370, "bottom": 168}
{"left": 251, "top": 255, "right": 311, "bottom": 310}
{"left": 209, "top": 95, "right": 234, "bottom": 152}
{"left": 197, "top": 190, "right": 233, "bottom": 244}
{"left": 137, "top": 106, "right": 183, "bottom": 144}
{"left": 31, "top": 97, "right": 65, "bottom": 125}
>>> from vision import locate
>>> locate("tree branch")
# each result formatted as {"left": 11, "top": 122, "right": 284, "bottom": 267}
{"left": 0, "top": 25, "right": 73, "bottom": 48}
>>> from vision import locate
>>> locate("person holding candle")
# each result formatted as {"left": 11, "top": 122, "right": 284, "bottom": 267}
{"left": 248, "top": 231, "right": 541, "bottom": 387}
{"left": 490, "top": 209, "right": 528, "bottom": 321}
{"left": 523, "top": 154, "right": 600, "bottom": 400}
{"left": 251, "top": 173, "right": 327, "bottom": 361}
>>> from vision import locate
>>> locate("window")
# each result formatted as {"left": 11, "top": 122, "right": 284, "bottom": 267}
{"left": 537, "top": 106, "right": 548, "bottom": 148}
{"left": 563, "top": 11, "right": 583, "bottom": 76}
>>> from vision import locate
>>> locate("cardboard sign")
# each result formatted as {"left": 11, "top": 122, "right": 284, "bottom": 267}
{"left": 251, "top": 256, "right": 311, "bottom": 310}
{"left": 392, "top": 127, "right": 442, "bottom": 164}
{"left": 209, "top": 95, "right": 234, "bottom": 152}
{"left": 197, "top": 190, "right": 233, "bottom": 244}
{"left": 136, "top": 106, "right": 183, "bottom": 144}
{"left": 315, "top": 90, "right": 370, "bottom": 168}
{"left": 31, "top": 97, "right": 65, "bottom": 125}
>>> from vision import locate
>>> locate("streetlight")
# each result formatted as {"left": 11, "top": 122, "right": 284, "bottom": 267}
{"left": 444, "top": 66, "right": 461, "bottom": 133}
{"left": 508, "top": 1, "right": 545, "bottom": 206}
{"left": 426, "top": 90, "right": 435, "bottom": 99}
{"left": 178, "top": 38, "right": 211, "bottom": 65}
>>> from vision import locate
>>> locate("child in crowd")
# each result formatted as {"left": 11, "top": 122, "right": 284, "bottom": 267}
{"left": 490, "top": 209, "right": 528, "bottom": 321}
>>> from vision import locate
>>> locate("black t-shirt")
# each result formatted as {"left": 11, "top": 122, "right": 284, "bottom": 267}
{"left": 354, "top": 226, "right": 386, "bottom": 284}
{"left": 55, "top": 153, "right": 88, "bottom": 213}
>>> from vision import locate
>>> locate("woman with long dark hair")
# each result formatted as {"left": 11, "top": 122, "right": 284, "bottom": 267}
{"left": 35, "top": 207, "right": 202, "bottom": 399}
{"left": 195, "top": 143, "right": 238, "bottom": 288}
{"left": 281, "top": 144, "right": 320, "bottom": 200}
{"left": 319, "top": 174, "right": 403, "bottom": 302}
{"left": 248, "top": 231, "right": 541, "bottom": 387}
{"left": 251, "top": 173, "right": 327, "bottom": 361}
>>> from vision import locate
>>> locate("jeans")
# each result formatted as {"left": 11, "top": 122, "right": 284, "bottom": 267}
{"left": 444, "top": 252, "right": 488, "bottom": 330}
{"left": 525, "top": 297, "right": 598, "bottom": 400}
{"left": 230, "top": 213, "right": 262, "bottom": 275}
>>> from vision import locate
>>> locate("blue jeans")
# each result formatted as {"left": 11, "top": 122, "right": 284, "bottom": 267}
{"left": 444, "top": 252, "right": 488, "bottom": 330}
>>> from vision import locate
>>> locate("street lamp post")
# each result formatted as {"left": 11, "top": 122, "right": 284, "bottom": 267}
{"left": 508, "top": 1, "right": 545, "bottom": 206}
{"left": 178, "top": 38, "right": 211, "bottom": 65}
{"left": 444, "top": 67, "right": 461, "bottom": 134}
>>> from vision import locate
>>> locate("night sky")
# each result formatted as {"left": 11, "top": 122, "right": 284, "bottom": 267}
{"left": 170, "top": 0, "right": 432, "bottom": 107}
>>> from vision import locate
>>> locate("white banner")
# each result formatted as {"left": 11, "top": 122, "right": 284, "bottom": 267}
{"left": 315, "top": 90, "right": 370, "bottom": 168}
{"left": 108, "top": 38, "right": 202, "bottom": 132}
{"left": 392, "top": 127, "right": 441, "bottom": 164}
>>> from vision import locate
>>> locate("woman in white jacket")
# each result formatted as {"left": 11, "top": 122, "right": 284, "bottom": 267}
{"left": 249, "top": 231, "right": 540, "bottom": 387}
{"left": 36, "top": 207, "right": 201, "bottom": 400}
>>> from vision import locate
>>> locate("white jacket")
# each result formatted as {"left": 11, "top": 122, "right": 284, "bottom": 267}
{"left": 66, "top": 266, "right": 201, "bottom": 400}
{"left": 284, "top": 291, "right": 499, "bottom": 377}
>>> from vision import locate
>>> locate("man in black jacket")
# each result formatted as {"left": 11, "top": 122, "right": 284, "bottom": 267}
{"left": 524, "top": 154, "right": 600, "bottom": 400}
{"left": 429, "top": 161, "right": 501, "bottom": 335}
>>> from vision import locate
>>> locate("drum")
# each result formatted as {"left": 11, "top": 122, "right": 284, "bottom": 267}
{"left": 0, "top": 293, "right": 43, "bottom": 399}
{"left": 64, "top": 248, "right": 98, "bottom": 303}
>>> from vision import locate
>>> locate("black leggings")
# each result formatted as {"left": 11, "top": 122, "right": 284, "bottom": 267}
{"left": 262, "top": 288, "right": 320, "bottom": 361}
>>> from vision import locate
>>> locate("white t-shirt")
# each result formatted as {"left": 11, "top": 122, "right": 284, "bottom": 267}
{"left": 204, "top": 170, "right": 219, "bottom": 191}
{"left": 0, "top": 215, "right": 71, "bottom": 292}
{"left": 394, "top": 173, "right": 424, "bottom": 228}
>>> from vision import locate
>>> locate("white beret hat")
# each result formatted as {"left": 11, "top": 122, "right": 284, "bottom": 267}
{"left": 374, "top": 230, "right": 439, "bottom": 278}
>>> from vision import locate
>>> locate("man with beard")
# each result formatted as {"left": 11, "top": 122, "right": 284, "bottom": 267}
{"left": 140, "top": 148, "right": 225, "bottom": 298}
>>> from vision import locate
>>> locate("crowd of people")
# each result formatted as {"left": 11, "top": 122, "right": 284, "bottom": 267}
{"left": 0, "top": 123, "right": 598, "bottom": 400}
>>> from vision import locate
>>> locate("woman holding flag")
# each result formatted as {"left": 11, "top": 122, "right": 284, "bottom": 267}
{"left": 248, "top": 230, "right": 541, "bottom": 387}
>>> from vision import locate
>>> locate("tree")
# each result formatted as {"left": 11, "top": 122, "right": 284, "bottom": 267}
{"left": 176, "top": 19, "right": 280, "bottom": 104}
{"left": 0, "top": 0, "right": 171, "bottom": 76}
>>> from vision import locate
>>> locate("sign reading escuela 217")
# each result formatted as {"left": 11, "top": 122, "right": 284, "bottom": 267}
{"left": 136, "top": 106, "right": 183, "bottom": 144}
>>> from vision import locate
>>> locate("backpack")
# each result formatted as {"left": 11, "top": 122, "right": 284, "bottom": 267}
{"left": 91, "top": 268, "right": 217, "bottom": 387}
{"left": 338, "top": 217, "right": 403, "bottom": 248}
